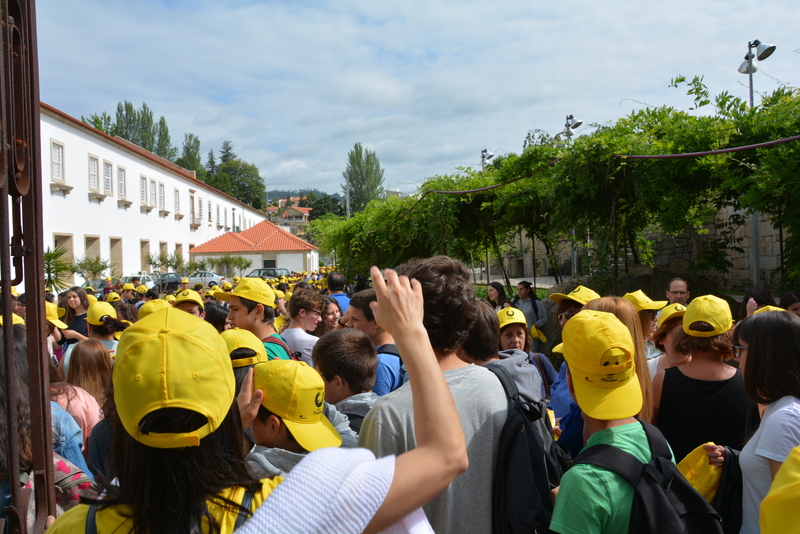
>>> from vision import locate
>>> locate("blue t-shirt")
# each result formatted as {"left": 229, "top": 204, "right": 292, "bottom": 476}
{"left": 330, "top": 293, "right": 350, "bottom": 313}
{"left": 374, "top": 347, "right": 403, "bottom": 396}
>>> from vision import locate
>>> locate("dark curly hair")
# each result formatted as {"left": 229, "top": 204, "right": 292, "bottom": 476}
{"left": 398, "top": 256, "right": 477, "bottom": 354}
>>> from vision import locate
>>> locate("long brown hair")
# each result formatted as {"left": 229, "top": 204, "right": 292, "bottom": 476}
{"left": 63, "top": 286, "right": 90, "bottom": 325}
{"left": 66, "top": 339, "right": 113, "bottom": 408}
{"left": 584, "top": 297, "right": 654, "bottom": 423}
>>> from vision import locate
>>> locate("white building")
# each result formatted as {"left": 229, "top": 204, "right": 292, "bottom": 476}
{"left": 41, "top": 103, "right": 266, "bottom": 284}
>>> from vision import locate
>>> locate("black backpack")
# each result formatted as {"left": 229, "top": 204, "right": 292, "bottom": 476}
{"left": 485, "top": 363, "right": 555, "bottom": 534}
{"left": 572, "top": 421, "right": 724, "bottom": 534}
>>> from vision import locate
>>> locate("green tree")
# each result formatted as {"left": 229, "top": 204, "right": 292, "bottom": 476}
{"left": 176, "top": 133, "right": 206, "bottom": 180}
{"left": 81, "top": 112, "right": 114, "bottom": 134}
{"left": 44, "top": 247, "right": 73, "bottom": 292}
{"left": 220, "top": 141, "right": 237, "bottom": 165}
{"left": 341, "top": 142, "right": 385, "bottom": 213}
{"left": 72, "top": 257, "right": 114, "bottom": 281}
{"left": 154, "top": 116, "right": 178, "bottom": 161}
{"left": 219, "top": 159, "right": 266, "bottom": 210}
{"left": 206, "top": 149, "right": 218, "bottom": 176}
{"left": 300, "top": 192, "right": 343, "bottom": 220}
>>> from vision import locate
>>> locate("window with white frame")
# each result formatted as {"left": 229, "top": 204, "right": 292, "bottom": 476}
{"left": 140, "top": 176, "right": 147, "bottom": 204}
{"left": 224, "top": 208, "right": 227, "bottom": 226}
{"left": 174, "top": 189, "right": 180, "bottom": 213}
{"left": 198, "top": 198, "right": 203, "bottom": 220}
{"left": 103, "top": 161, "right": 113, "bottom": 195}
{"left": 158, "top": 183, "right": 165, "bottom": 208}
{"left": 117, "top": 167, "right": 126, "bottom": 198}
{"left": 51, "top": 141, "right": 64, "bottom": 182}
{"left": 208, "top": 202, "right": 213, "bottom": 222}
{"left": 216, "top": 205, "right": 220, "bottom": 224}
{"left": 88, "top": 156, "right": 99, "bottom": 191}
{"left": 150, "top": 179, "right": 156, "bottom": 206}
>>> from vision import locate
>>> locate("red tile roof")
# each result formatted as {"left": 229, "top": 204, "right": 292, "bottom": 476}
{"left": 189, "top": 220, "right": 316, "bottom": 254}
{"left": 293, "top": 207, "right": 312, "bottom": 214}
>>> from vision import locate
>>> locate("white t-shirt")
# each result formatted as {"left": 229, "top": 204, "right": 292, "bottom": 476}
{"left": 280, "top": 327, "right": 318, "bottom": 367}
{"left": 739, "top": 395, "right": 800, "bottom": 533}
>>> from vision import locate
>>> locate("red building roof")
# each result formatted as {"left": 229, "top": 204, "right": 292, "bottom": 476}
{"left": 189, "top": 220, "right": 316, "bottom": 254}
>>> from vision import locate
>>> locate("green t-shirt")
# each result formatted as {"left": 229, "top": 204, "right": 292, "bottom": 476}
{"left": 550, "top": 422, "right": 671, "bottom": 534}
{"left": 262, "top": 333, "right": 291, "bottom": 361}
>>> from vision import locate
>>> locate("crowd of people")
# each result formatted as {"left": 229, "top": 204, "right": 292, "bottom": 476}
{"left": 1, "top": 261, "right": 799, "bottom": 533}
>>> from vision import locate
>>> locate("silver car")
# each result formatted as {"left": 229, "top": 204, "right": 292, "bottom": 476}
{"left": 187, "top": 271, "right": 224, "bottom": 288}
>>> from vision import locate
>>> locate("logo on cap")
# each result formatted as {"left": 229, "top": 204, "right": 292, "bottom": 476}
{"left": 315, "top": 392, "right": 323, "bottom": 407}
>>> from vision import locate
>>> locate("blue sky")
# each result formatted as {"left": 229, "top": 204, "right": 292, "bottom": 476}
{"left": 36, "top": 0, "right": 798, "bottom": 195}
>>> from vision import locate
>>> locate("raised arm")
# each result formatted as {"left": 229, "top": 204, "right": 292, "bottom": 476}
{"left": 363, "top": 266, "right": 469, "bottom": 534}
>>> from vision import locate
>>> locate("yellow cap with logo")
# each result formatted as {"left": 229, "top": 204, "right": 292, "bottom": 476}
{"left": 45, "top": 302, "right": 68, "bottom": 329}
{"left": 683, "top": 295, "right": 732, "bottom": 337}
{"left": 253, "top": 360, "right": 342, "bottom": 451}
{"left": 216, "top": 277, "right": 276, "bottom": 309}
{"left": 623, "top": 289, "right": 667, "bottom": 312}
{"left": 658, "top": 303, "right": 687, "bottom": 329}
{"left": 87, "top": 302, "right": 117, "bottom": 325}
{"left": 561, "top": 309, "right": 641, "bottom": 420}
{"left": 496, "top": 307, "right": 527, "bottom": 330}
{"left": 549, "top": 285, "right": 601, "bottom": 305}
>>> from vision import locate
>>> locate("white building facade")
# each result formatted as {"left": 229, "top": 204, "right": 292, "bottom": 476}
{"left": 41, "top": 103, "right": 266, "bottom": 284}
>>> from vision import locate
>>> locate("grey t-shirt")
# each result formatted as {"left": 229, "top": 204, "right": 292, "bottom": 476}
{"left": 280, "top": 328, "right": 318, "bottom": 367}
{"left": 358, "top": 364, "right": 507, "bottom": 534}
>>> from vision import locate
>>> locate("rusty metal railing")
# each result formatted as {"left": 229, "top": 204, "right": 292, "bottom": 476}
{"left": 1, "top": 0, "right": 55, "bottom": 532}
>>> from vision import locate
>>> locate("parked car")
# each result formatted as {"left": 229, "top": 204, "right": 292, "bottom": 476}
{"left": 121, "top": 273, "right": 156, "bottom": 289}
{"left": 187, "top": 271, "right": 224, "bottom": 288}
{"left": 246, "top": 268, "right": 291, "bottom": 280}
{"left": 81, "top": 279, "right": 110, "bottom": 293}
{"left": 152, "top": 272, "right": 182, "bottom": 294}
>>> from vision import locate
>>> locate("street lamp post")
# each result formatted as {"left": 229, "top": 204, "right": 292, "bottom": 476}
{"left": 564, "top": 115, "right": 582, "bottom": 276}
{"left": 738, "top": 39, "right": 776, "bottom": 286}
{"left": 481, "top": 149, "right": 494, "bottom": 171}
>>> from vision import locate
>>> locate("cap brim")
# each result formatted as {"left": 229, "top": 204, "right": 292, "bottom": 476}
{"left": 214, "top": 292, "right": 232, "bottom": 301}
{"left": 50, "top": 319, "right": 68, "bottom": 330}
{"left": 548, "top": 292, "right": 570, "bottom": 303}
{"left": 283, "top": 414, "right": 342, "bottom": 452}
{"left": 570, "top": 369, "right": 642, "bottom": 420}
{"left": 552, "top": 343, "right": 564, "bottom": 353}
{"left": 641, "top": 300, "right": 668, "bottom": 310}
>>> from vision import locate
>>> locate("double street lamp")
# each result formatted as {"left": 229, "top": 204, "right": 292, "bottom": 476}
{"left": 738, "top": 39, "right": 776, "bottom": 285}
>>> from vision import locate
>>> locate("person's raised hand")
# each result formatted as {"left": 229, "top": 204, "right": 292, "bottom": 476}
{"left": 368, "top": 265, "right": 423, "bottom": 337}
{"left": 236, "top": 367, "right": 263, "bottom": 430}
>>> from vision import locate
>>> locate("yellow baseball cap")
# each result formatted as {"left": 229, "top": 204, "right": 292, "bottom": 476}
{"left": 106, "top": 291, "right": 120, "bottom": 303}
{"left": 549, "top": 285, "right": 601, "bottom": 305}
{"left": 561, "top": 309, "right": 642, "bottom": 420}
{"left": 165, "top": 294, "right": 176, "bottom": 303}
{"left": 623, "top": 289, "right": 667, "bottom": 312}
{"left": 86, "top": 294, "right": 98, "bottom": 305}
{"left": 87, "top": 302, "right": 117, "bottom": 325}
{"left": 253, "top": 360, "right": 342, "bottom": 452}
{"left": 222, "top": 282, "right": 233, "bottom": 291}
{"left": 761, "top": 444, "right": 800, "bottom": 534}
{"left": 657, "top": 303, "right": 687, "bottom": 329}
{"left": 530, "top": 324, "right": 547, "bottom": 343}
{"left": 113, "top": 307, "right": 234, "bottom": 448}
{"left": 180, "top": 278, "right": 189, "bottom": 284}
{"left": 683, "top": 295, "right": 733, "bottom": 337}
{"left": 84, "top": 286, "right": 96, "bottom": 294}
{"left": 139, "top": 299, "right": 171, "bottom": 319}
{"left": 221, "top": 328, "right": 269, "bottom": 368}
{"left": 173, "top": 289, "right": 204, "bottom": 310}
{"left": 233, "top": 276, "right": 240, "bottom": 282}
{"left": 104, "top": 277, "right": 112, "bottom": 282}
{"left": 497, "top": 307, "right": 527, "bottom": 330}
{"left": 216, "top": 277, "right": 276, "bottom": 308}
{"left": 753, "top": 305, "right": 786, "bottom": 316}
{"left": 0, "top": 313, "right": 25, "bottom": 326}
{"left": 135, "top": 285, "right": 148, "bottom": 295}
{"left": 122, "top": 283, "right": 135, "bottom": 291}
{"left": 273, "top": 289, "right": 285, "bottom": 300}
{"left": 45, "top": 302, "right": 68, "bottom": 329}
{"left": 273, "top": 315, "right": 287, "bottom": 332}
{"left": 677, "top": 442, "right": 722, "bottom": 503}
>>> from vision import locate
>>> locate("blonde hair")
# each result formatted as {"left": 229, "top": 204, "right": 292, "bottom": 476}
{"left": 584, "top": 297, "right": 654, "bottom": 423}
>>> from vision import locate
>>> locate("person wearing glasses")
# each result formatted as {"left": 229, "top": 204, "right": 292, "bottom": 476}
{"left": 281, "top": 288, "right": 325, "bottom": 367}
{"left": 665, "top": 277, "right": 691, "bottom": 305}
{"left": 653, "top": 295, "right": 758, "bottom": 462}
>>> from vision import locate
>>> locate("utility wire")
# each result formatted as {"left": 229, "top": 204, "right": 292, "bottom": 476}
{"left": 615, "top": 133, "right": 800, "bottom": 159}
{"left": 366, "top": 159, "right": 560, "bottom": 234}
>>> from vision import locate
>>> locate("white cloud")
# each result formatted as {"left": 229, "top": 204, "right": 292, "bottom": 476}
{"left": 37, "top": 0, "right": 799, "bottom": 194}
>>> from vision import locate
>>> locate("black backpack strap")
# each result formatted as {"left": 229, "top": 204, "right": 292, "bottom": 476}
{"left": 234, "top": 488, "right": 257, "bottom": 530}
{"left": 572, "top": 443, "right": 645, "bottom": 489}
{"left": 639, "top": 421, "right": 672, "bottom": 461}
{"left": 484, "top": 363, "right": 520, "bottom": 402}
{"left": 85, "top": 504, "right": 99, "bottom": 534}
{"left": 343, "top": 412, "right": 365, "bottom": 433}
{"left": 377, "top": 343, "right": 403, "bottom": 363}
